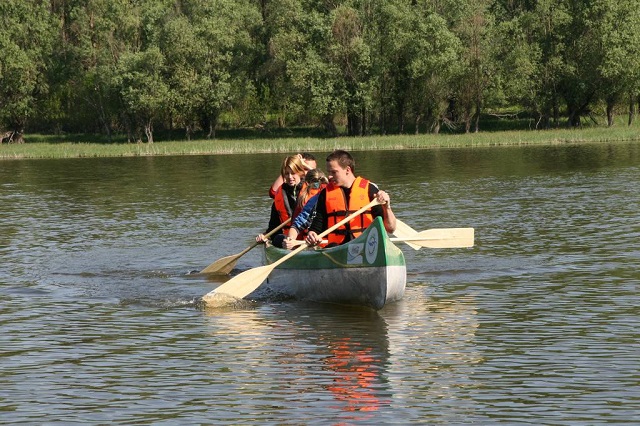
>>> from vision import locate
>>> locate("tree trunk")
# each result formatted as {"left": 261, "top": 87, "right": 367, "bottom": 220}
{"left": 379, "top": 109, "right": 387, "bottom": 135}
{"left": 93, "top": 90, "right": 112, "bottom": 142}
{"left": 463, "top": 107, "right": 472, "bottom": 133}
{"left": 567, "top": 109, "right": 581, "bottom": 127}
{"left": 473, "top": 101, "right": 481, "bottom": 133}
{"left": 567, "top": 93, "right": 594, "bottom": 127}
{"left": 536, "top": 112, "right": 550, "bottom": 130}
{"left": 259, "top": 0, "right": 268, "bottom": 20}
{"left": 567, "top": 101, "right": 583, "bottom": 127}
{"left": 432, "top": 120, "right": 441, "bottom": 134}
{"left": 144, "top": 120, "right": 154, "bottom": 143}
{"left": 379, "top": 81, "right": 388, "bottom": 135}
{"left": 346, "top": 108, "right": 362, "bottom": 136}
{"left": 629, "top": 93, "right": 637, "bottom": 126}
{"left": 552, "top": 95, "right": 560, "bottom": 127}
{"left": 606, "top": 101, "right": 615, "bottom": 127}
{"left": 322, "top": 114, "right": 337, "bottom": 137}
{"left": 124, "top": 114, "right": 135, "bottom": 143}
{"left": 206, "top": 112, "right": 219, "bottom": 139}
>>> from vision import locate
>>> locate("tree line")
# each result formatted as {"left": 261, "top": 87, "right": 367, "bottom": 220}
{"left": 2, "top": 0, "right": 640, "bottom": 143}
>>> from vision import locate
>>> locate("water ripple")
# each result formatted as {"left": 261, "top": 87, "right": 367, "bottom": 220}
{"left": 1, "top": 148, "right": 639, "bottom": 424}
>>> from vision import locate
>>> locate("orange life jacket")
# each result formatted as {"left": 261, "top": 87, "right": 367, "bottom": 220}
{"left": 325, "top": 177, "right": 373, "bottom": 245}
{"left": 273, "top": 185, "right": 295, "bottom": 233}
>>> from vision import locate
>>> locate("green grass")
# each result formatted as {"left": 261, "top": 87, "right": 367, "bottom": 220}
{"left": 2, "top": 125, "right": 640, "bottom": 160}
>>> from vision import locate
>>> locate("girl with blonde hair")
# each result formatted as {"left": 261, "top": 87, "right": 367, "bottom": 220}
{"left": 256, "top": 155, "right": 307, "bottom": 248}
{"left": 268, "top": 153, "right": 316, "bottom": 198}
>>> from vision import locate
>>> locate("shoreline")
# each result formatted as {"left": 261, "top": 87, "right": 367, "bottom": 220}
{"left": 2, "top": 127, "right": 639, "bottom": 160}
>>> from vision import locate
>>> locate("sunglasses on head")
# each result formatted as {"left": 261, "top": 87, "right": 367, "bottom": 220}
{"left": 309, "top": 179, "right": 322, "bottom": 189}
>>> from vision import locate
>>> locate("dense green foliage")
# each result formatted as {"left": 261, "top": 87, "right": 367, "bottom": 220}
{"left": 2, "top": 0, "right": 640, "bottom": 143}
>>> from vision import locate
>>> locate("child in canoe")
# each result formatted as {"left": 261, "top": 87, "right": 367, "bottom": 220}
{"left": 267, "top": 153, "right": 316, "bottom": 198}
{"left": 255, "top": 155, "right": 307, "bottom": 248}
{"left": 283, "top": 169, "right": 328, "bottom": 249}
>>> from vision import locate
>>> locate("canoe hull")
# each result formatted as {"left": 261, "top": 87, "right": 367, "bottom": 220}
{"left": 265, "top": 264, "right": 406, "bottom": 310}
{"left": 254, "top": 217, "right": 406, "bottom": 310}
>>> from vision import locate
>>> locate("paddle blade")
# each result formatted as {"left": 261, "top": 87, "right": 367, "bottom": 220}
{"left": 392, "top": 219, "right": 421, "bottom": 250}
{"left": 202, "top": 264, "right": 274, "bottom": 304}
{"left": 200, "top": 253, "right": 241, "bottom": 275}
{"left": 392, "top": 228, "right": 474, "bottom": 248}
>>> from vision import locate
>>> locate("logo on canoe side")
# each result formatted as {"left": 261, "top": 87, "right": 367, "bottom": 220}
{"left": 347, "top": 243, "right": 364, "bottom": 264}
{"left": 346, "top": 227, "right": 379, "bottom": 265}
{"left": 365, "top": 228, "right": 379, "bottom": 264}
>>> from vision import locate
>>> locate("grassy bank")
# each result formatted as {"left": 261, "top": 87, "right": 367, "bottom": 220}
{"left": 2, "top": 125, "right": 640, "bottom": 160}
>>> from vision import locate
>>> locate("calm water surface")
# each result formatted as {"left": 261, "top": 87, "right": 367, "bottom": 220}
{"left": 1, "top": 143, "right": 639, "bottom": 424}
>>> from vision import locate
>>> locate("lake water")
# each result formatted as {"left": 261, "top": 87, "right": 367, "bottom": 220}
{"left": 1, "top": 142, "right": 639, "bottom": 424}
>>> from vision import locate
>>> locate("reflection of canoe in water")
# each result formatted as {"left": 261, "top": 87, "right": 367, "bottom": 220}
{"left": 282, "top": 303, "right": 391, "bottom": 416}
{"left": 255, "top": 217, "right": 406, "bottom": 310}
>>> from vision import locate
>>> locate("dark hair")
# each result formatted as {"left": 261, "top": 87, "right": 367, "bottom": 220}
{"left": 326, "top": 150, "right": 355, "bottom": 173}
{"left": 301, "top": 152, "right": 316, "bottom": 162}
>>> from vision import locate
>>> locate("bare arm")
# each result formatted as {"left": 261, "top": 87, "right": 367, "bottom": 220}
{"left": 269, "top": 175, "right": 284, "bottom": 198}
{"left": 375, "top": 190, "right": 396, "bottom": 234}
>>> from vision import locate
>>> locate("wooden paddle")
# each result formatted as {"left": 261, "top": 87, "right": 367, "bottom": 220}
{"left": 393, "top": 219, "right": 421, "bottom": 250}
{"left": 290, "top": 227, "right": 475, "bottom": 249}
{"left": 391, "top": 227, "right": 474, "bottom": 248}
{"left": 200, "top": 218, "right": 292, "bottom": 275}
{"left": 202, "top": 199, "right": 381, "bottom": 304}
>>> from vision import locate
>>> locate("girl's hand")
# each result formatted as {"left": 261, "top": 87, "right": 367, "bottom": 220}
{"left": 283, "top": 237, "right": 295, "bottom": 250}
{"left": 297, "top": 153, "right": 313, "bottom": 170}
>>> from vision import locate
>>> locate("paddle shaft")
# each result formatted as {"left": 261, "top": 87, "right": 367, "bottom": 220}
{"left": 228, "top": 217, "right": 291, "bottom": 259}
{"left": 269, "top": 217, "right": 293, "bottom": 236}
{"left": 288, "top": 227, "right": 474, "bottom": 249}
{"left": 200, "top": 217, "right": 291, "bottom": 274}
